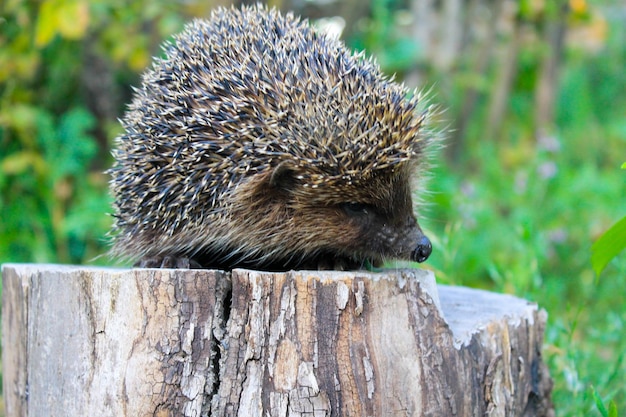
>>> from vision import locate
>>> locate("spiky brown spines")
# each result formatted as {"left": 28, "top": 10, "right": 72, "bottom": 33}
{"left": 109, "top": 5, "right": 435, "bottom": 270}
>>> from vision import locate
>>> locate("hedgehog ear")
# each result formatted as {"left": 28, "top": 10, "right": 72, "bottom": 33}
{"left": 269, "top": 160, "right": 298, "bottom": 192}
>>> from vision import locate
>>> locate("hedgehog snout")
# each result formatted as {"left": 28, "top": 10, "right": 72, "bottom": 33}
{"left": 411, "top": 234, "right": 432, "bottom": 263}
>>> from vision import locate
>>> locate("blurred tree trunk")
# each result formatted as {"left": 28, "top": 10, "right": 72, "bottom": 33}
{"left": 336, "top": 0, "right": 370, "bottom": 42}
{"left": 534, "top": 2, "right": 568, "bottom": 137}
{"left": 82, "top": 35, "right": 119, "bottom": 169}
{"left": 449, "top": 0, "right": 504, "bottom": 161}
{"left": 407, "top": 0, "right": 569, "bottom": 159}
{"left": 485, "top": 3, "right": 521, "bottom": 142}
{"left": 436, "top": 0, "right": 462, "bottom": 72}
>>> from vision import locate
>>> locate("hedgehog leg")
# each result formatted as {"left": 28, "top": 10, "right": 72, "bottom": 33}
{"left": 312, "top": 255, "right": 364, "bottom": 271}
{"left": 135, "top": 256, "right": 202, "bottom": 269}
{"left": 135, "top": 257, "right": 163, "bottom": 268}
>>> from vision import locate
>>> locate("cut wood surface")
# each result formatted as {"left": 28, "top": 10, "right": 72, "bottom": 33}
{"left": 2, "top": 264, "right": 553, "bottom": 417}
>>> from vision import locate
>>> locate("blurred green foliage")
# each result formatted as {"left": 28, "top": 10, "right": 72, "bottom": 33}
{"left": 0, "top": 0, "right": 202, "bottom": 264}
{"left": 1, "top": 0, "right": 625, "bottom": 416}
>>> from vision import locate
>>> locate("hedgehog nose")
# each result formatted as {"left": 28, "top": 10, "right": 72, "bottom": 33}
{"left": 411, "top": 235, "right": 432, "bottom": 263}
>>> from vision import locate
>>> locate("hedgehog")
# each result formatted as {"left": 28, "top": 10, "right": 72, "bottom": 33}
{"left": 109, "top": 5, "right": 436, "bottom": 271}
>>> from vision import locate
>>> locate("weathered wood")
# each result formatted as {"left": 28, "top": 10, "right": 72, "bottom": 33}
{"left": 2, "top": 264, "right": 553, "bottom": 417}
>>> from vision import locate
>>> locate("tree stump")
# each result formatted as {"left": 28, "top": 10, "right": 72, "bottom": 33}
{"left": 2, "top": 264, "right": 553, "bottom": 416}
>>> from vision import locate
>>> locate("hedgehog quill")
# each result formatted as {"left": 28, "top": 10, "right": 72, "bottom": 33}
{"left": 109, "top": 5, "right": 437, "bottom": 271}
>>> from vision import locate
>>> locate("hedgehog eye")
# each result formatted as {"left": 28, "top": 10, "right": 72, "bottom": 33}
{"left": 341, "top": 202, "right": 370, "bottom": 216}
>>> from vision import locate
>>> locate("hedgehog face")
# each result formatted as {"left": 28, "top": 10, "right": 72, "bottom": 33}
{"left": 286, "top": 169, "right": 432, "bottom": 269}
{"left": 335, "top": 201, "right": 432, "bottom": 267}
{"left": 227, "top": 162, "right": 431, "bottom": 270}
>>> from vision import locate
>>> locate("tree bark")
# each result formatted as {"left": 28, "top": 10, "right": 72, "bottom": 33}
{"left": 2, "top": 264, "right": 553, "bottom": 417}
